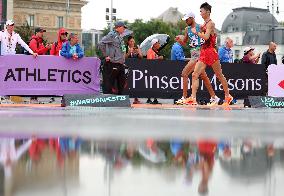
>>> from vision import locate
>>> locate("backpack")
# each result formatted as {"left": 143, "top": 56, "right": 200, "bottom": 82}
{"left": 23, "top": 38, "right": 39, "bottom": 55}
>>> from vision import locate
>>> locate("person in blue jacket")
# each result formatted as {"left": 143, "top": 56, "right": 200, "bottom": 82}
{"left": 171, "top": 35, "right": 189, "bottom": 61}
{"left": 60, "top": 33, "right": 84, "bottom": 59}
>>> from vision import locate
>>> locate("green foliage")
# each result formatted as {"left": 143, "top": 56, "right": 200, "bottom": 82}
{"left": 14, "top": 21, "right": 48, "bottom": 54}
{"left": 15, "top": 22, "right": 34, "bottom": 43}
{"left": 127, "top": 19, "right": 189, "bottom": 59}
{"left": 100, "top": 19, "right": 190, "bottom": 59}
{"left": 14, "top": 22, "right": 34, "bottom": 54}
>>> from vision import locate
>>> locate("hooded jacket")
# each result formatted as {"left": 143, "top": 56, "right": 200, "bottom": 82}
{"left": 29, "top": 35, "right": 49, "bottom": 55}
{"left": 98, "top": 30, "right": 126, "bottom": 64}
{"left": 50, "top": 28, "right": 67, "bottom": 56}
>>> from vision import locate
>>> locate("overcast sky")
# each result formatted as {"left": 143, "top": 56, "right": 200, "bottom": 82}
{"left": 81, "top": 0, "right": 284, "bottom": 30}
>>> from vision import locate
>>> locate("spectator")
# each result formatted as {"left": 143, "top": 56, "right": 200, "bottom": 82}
{"left": 29, "top": 27, "right": 52, "bottom": 103}
{"left": 125, "top": 36, "right": 143, "bottom": 59}
{"left": 261, "top": 42, "right": 277, "bottom": 70}
{"left": 99, "top": 21, "right": 128, "bottom": 95}
{"left": 147, "top": 38, "right": 163, "bottom": 60}
{"left": 242, "top": 47, "right": 261, "bottom": 64}
{"left": 146, "top": 39, "right": 163, "bottom": 104}
{"left": 60, "top": 33, "right": 84, "bottom": 59}
{"left": 29, "top": 27, "right": 51, "bottom": 55}
{"left": 126, "top": 36, "right": 143, "bottom": 104}
{"left": 0, "top": 20, "right": 37, "bottom": 104}
{"left": 50, "top": 28, "right": 68, "bottom": 56}
{"left": 218, "top": 37, "right": 234, "bottom": 63}
{"left": 171, "top": 35, "right": 189, "bottom": 61}
{"left": 0, "top": 20, "right": 37, "bottom": 56}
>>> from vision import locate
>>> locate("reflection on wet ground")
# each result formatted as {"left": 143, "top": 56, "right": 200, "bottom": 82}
{"left": 0, "top": 136, "right": 283, "bottom": 196}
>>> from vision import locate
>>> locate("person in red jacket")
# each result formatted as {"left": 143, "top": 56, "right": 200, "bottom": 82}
{"left": 50, "top": 28, "right": 68, "bottom": 56}
{"left": 29, "top": 27, "right": 51, "bottom": 55}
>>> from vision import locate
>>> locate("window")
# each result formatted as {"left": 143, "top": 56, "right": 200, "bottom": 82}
{"left": 235, "top": 50, "right": 240, "bottom": 59}
{"left": 236, "top": 37, "right": 239, "bottom": 45}
{"left": 28, "top": 15, "right": 34, "bottom": 26}
{"left": 58, "top": 16, "right": 64, "bottom": 28}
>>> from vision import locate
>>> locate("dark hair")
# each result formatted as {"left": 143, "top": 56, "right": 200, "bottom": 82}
{"left": 200, "top": 2, "right": 212, "bottom": 12}
{"left": 127, "top": 36, "right": 134, "bottom": 42}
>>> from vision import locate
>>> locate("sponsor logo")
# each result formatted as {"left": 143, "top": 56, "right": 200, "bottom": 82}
{"left": 260, "top": 97, "right": 284, "bottom": 108}
{"left": 278, "top": 80, "right": 284, "bottom": 90}
{"left": 69, "top": 95, "right": 127, "bottom": 106}
{"left": 132, "top": 69, "right": 262, "bottom": 91}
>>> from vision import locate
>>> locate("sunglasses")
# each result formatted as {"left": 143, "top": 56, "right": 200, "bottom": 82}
{"left": 61, "top": 32, "right": 68, "bottom": 36}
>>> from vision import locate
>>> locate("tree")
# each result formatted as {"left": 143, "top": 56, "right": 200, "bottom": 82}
{"left": 14, "top": 22, "right": 34, "bottom": 54}
{"left": 128, "top": 19, "right": 190, "bottom": 59}
{"left": 98, "top": 19, "right": 190, "bottom": 59}
{"left": 14, "top": 22, "right": 49, "bottom": 54}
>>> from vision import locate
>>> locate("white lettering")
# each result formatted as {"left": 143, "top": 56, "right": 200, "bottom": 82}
{"left": 150, "top": 76, "right": 160, "bottom": 88}
{"left": 132, "top": 70, "right": 143, "bottom": 89}
{"left": 255, "top": 79, "right": 262, "bottom": 90}
{"left": 161, "top": 76, "right": 169, "bottom": 89}
{"left": 235, "top": 79, "right": 245, "bottom": 90}
{"left": 169, "top": 77, "right": 180, "bottom": 89}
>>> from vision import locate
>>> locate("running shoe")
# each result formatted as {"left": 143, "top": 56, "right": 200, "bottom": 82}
{"left": 175, "top": 97, "right": 186, "bottom": 105}
{"left": 184, "top": 97, "right": 197, "bottom": 105}
{"left": 222, "top": 95, "right": 234, "bottom": 106}
{"left": 0, "top": 96, "right": 14, "bottom": 104}
{"left": 207, "top": 96, "right": 220, "bottom": 106}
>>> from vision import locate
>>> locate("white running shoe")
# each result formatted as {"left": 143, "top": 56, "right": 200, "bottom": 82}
{"left": 0, "top": 97, "right": 15, "bottom": 104}
{"left": 207, "top": 96, "right": 220, "bottom": 106}
{"left": 176, "top": 97, "right": 186, "bottom": 105}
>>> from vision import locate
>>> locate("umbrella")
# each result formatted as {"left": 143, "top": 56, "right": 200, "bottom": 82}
{"left": 140, "top": 34, "right": 170, "bottom": 56}
{"left": 138, "top": 143, "right": 166, "bottom": 163}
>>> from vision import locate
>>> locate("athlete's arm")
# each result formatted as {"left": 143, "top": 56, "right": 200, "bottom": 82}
{"left": 196, "top": 21, "right": 214, "bottom": 41}
{"left": 183, "top": 27, "right": 189, "bottom": 45}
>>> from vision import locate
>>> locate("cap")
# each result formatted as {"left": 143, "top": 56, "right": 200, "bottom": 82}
{"left": 35, "top": 27, "right": 46, "bottom": 33}
{"left": 151, "top": 38, "right": 159, "bottom": 46}
{"left": 243, "top": 47, "right": 254, "bottom": 54}
{"left": 5, "top": 20, "right": 15, "bottom": 26}
{"left": 68, "top": 32, "right": 78, "bottom": 40}
{"left": 114, "top": 21, "right": 127, "bottom": 28}
{"left": 182, "top": 11, "right": 195, "bottom": 20}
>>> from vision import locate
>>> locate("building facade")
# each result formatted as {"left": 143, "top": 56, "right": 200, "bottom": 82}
{"left": 13, "top": 0, "right": 87, "bottom": 42}
{"left": 220, "top": 7, "right": 284, "bottom": 63}
{"left": 82, "top": 29, "right": 103, "bottom": 52}
{"left": 156, "top": 7, "right": 183, "bottom": 25}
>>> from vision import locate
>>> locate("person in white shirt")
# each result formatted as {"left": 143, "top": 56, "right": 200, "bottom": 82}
{"left": 0, "top": 20, "right": 37, "bottom": 104}
{"left": 0, "top": 20, "right": 37, "bottom": 57}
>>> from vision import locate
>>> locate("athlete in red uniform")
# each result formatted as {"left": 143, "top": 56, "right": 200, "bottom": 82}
{"left": 189, "top": 2, "right": 233, "bottom": 106}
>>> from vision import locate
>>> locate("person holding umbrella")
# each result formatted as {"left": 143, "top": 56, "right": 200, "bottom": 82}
{"left": 146, "top": 38, "right": 163, "bottom": 104}
{"left": 99, "top": 21, "right": 128, "bottom": 95}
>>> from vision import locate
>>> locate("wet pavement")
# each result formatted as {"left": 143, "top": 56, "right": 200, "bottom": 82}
{"left": 0, "top": 105, "right": 284, "bottom": 140}
{"left": 0, "top": 136, "right": 283, "bottom": 196}
{"left": 0, "top": 103, "right": 283, "bottom": 196}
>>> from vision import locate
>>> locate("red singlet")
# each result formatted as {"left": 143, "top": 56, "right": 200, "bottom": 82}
{"left": 199, "top": 20, "right": 219, "bottom": 66}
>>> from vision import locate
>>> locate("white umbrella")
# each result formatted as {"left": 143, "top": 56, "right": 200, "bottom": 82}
{"left": 138, "top": 143, "right": 166, "bottom": 163}
{"left": 140, "top": 34, "right": 170, "bottom": 56}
